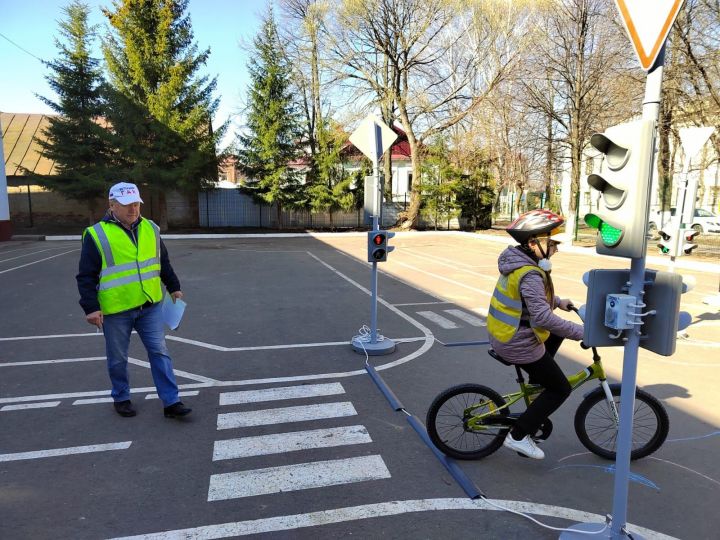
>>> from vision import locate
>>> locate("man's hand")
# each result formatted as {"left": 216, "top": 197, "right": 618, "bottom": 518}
{"left": 171, "top": 291, "right": 184, "bottom": 304}
{"left": 558, "top": 298, "right": 574, "bottom": 312}
{"left": 86, "top": 311, "right": 103, "bottom": 329}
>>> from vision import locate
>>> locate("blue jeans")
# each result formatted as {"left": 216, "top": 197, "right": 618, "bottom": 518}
{"left": 103, "top": 302, "right": 180, "bottom": 407}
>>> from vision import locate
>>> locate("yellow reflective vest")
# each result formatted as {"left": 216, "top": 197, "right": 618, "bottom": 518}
{"left": 487, "top": 265, "right": 552, "bottom": 344}
{"left": 84, "top": 219, "right": 163, "bottom": 315}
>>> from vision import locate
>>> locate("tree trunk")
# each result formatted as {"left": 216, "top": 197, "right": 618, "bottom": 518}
{"left": 397, "top": 103, "right": 421, "bottom": 229}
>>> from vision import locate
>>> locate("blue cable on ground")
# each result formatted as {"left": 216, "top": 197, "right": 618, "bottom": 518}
{"left": 363, "top": 362, "right": 483, "bottom": 500}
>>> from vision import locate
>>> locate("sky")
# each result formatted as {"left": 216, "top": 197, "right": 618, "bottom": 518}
{"left": 0, "top": 0, "right": 268, "bottom": 148}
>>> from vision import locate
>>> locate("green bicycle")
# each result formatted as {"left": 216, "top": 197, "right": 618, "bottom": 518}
{"left": 426, "top": 309, "right": 670, "bottom": 461}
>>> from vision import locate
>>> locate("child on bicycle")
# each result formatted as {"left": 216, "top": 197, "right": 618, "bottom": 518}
{"left": 487, "top": 209, "right": 584, "bottom": 459}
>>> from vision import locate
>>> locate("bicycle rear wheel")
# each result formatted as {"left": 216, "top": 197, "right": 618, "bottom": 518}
{"left": 426, "top": 384, "right": 509, "bottom": 460}
{"left": 574, "top": 384, "right": 669, "bottom": 460}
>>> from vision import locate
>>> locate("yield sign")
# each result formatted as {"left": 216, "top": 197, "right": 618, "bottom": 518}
{"left": 615, "top": 0, "right": 685, "bottom": 71}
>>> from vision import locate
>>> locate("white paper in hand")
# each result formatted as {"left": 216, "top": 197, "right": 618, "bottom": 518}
{"left": 161, "top": 295, "right": 186, "bottom": 330}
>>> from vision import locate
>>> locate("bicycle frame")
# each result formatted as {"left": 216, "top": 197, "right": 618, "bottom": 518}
{"left": 466, "top": 347, "right": 619, "bottom": 431}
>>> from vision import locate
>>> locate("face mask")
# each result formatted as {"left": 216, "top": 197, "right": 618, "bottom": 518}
{"left": 538, "top": 258, "right": 552, "bottom": 272}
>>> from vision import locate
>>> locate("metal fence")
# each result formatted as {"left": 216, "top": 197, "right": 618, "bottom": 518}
{"left": 198, "top": 189, "right": 402, "bottom": 229}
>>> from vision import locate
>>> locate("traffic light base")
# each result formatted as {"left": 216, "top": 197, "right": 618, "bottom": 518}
{"left": 559, "top": 521, "right": 645, "bottom": 540}
{"left": 351, "top": 336, "right": 396, "bottom": 356}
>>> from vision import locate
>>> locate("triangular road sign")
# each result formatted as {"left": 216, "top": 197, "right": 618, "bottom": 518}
{"left": 615, "top": 0, "right": 685, "bottom": 71}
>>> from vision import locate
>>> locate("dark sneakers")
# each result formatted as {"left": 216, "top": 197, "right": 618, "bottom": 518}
{"left": 114, "top": 400, "right": 137, "bottom": 417}
{"left": 164, "top": 401, "right": 192, "bottom": 418}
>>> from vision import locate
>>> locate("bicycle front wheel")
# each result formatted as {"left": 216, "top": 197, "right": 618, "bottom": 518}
{"left": 574, "top": 384, "right": 669, "bottom": 460}
{"left": 426, "top": 384, "right": 509, "bottom": 460}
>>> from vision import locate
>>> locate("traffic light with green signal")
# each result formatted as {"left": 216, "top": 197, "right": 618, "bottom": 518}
{"left": 584, "top": 119, "right": 655, "bottom": 259}
{"left": 657, "top": 227, "right": 677, "bottom": 256}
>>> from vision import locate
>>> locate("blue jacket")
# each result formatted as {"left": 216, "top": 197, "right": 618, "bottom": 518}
{"left": 76, "top": 212, "right": 181, "bottom": 315}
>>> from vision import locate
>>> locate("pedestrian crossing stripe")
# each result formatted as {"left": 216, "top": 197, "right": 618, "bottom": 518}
{"left": 213, "top": 425, "right": 372, "bottom": 460}
{"left": 219, "top": 383, "right": 345, "bottom": 405}
{"left": 207, "top": 455, "right": 390, "bottom": 501}
{"left": 416, "top": 311, "right": 458, "bottom": 329}
{"left": 443, "top": 309, "right": 486, "bottom": 327}
{"left": 217, "top": 402, "right": 357, "bottom": 430}
{"left": 415, "top": 309, "right": 487, "bottom": 329}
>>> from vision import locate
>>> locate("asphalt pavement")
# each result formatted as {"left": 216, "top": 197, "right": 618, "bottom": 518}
{"left": 1, "top": 232, "right": 718, "bottom": 539}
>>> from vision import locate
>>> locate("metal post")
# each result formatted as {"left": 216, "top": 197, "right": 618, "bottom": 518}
{"left": 610, "top": 46, "right": 665, "bottom": 540}
{"left": 561, "top": 46, "right": 665, "bottom": 540}
{"left": 370, "top": 213, "right": 379, "bottom": 344}
{"left": 351, "top": 120, "right": 395, "bottom": 356}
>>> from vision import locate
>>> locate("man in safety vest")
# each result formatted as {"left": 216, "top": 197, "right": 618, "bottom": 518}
{"left": 76, "top": 182, "right": 191, "bottom": 419}
{"left": 487, "top": 209, "right": 583, "bottom": 459}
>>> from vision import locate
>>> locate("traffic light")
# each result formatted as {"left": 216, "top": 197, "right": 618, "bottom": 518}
{"left": 657, "top": 227, "right": 677, "bottom": 256}
{"left": 680, "top": 228, "right": 699, "bottom": 255}
{"left": 641, "top": 271, "right": 691, "bottom": 356}
{"left": 580, "top": 268, "right": 691, "bottom": 355}
{"left": 580, "top": 269, "right": 633, "bottom": 347}
{"left": 584, "top": 119, "right": 655, "bottom": 259}
{"left": 367, "top": 230, "right": 395, "bottom": 262}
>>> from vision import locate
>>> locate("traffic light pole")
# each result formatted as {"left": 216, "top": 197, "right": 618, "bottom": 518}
{"left": 562, "top": 48, "right": 665, "bottom": 540}
{"left": 351, "top": 125, "right": 395, "bottom": 356}
{"left": 613, "top": 48, "right": 664, "bottom": 540}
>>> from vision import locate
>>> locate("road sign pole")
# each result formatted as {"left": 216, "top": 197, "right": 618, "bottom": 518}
{"left": 351, "top": 118, "right": 395, "bottom": 356}
{"left": 609, "top": 47, "right": 665, "bottom": 540}
{"left": 562, "top": 45, "right": 665, "bottom": 540}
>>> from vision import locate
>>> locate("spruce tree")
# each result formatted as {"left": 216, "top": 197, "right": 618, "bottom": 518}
{"left": 102, "top": 0, "right": 222, "bottom": 228}
{"left": 35, "top": 1, "right": 112, "bottom": 223}
{"left": 238, "top": 7, "right": 303, "bottom": 226}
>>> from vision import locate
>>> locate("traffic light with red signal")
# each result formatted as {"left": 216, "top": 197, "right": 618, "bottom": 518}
{"left": 680, "top": 228, "right": 699, "bottom": 255}
{"left": 367, "top": 231, "right": 395, "bottom": 262}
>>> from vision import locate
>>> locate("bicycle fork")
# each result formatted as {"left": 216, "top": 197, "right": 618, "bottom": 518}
{"left": 600, "top": 379, "right": 620, "bottom": 426}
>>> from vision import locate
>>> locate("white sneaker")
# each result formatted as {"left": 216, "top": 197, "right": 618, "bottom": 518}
{"left": 503, "top": 433, "right": 545, "bottom": 459}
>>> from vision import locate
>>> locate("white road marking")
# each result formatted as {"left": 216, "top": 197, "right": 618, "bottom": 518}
{"left": 1, "top": 401, "right": 61, "bottom": 411}
{"left": 0, "top": 249, "right": 79, "bottom": 274}
{"left": 165, "top": 336, "right": 357, "bottom": 351}
{"left": 0, "top": 441, "right": 132, "bottom": 462}
{"left": 416, "top": 311, "right": 458, "bottom": 329}
{"left": 0, "top": 356, "right": 104, "bottom": 367}
{"left": 213, "top": 425, "right": 372, "bottom": 460}
{"left": 207, "top": 455, "right": 390, "bottom": 501}
{"left": 217, "top": 402, "right": 357, "bottom": 430}
{"left": 393, "top": 301, "right": 452, "bottom": 306}
{"left": 648, "top": 457, "right": 720, "bottom": 487}
{"left": 0, "top": 248, "right": 56, "bottom": 263}
{"left": 444, "top": 309, "right": 487, "bottom": 327}
{"left": 219, "top": 383, "right": 345, "bottom": 405}
{"left": 145, "top": 391, "right": 199, "bottom": 400}
{"left": 401, "top": 249, "right": 498, "bottom": 282}
{"left": 127, "top": 357, "right": 220, "bottom": 383}
{"left": 392, "top": 259, "right": 493, "bottom": 296}
{"left": 0, "top": 333, "right": 101, "bottom": 341}
{"left": 73, "top": 398, "right": 114, "bottom": 405}
{"left": 109, "top": 497, "right": 679, "bottom": 540}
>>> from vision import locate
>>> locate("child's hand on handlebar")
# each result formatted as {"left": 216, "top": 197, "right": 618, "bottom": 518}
{"left": 558, "top": 298, "right": 575, "bottom": 312}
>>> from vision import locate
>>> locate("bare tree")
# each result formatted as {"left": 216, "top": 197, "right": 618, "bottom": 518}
{"left": 520, "top": 0, "right": 641, "bottom": 234}
{"left": 329, "top": 0, "right": 531, "bottom": 228}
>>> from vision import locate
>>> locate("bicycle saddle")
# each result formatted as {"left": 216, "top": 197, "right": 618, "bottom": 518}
{"left": 488, "top": 348, "right": 512, "bottom": 366}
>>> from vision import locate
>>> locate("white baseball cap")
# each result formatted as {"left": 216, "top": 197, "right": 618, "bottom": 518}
{"left": 109, "top": 182, "right": 144, "bottom": 204}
